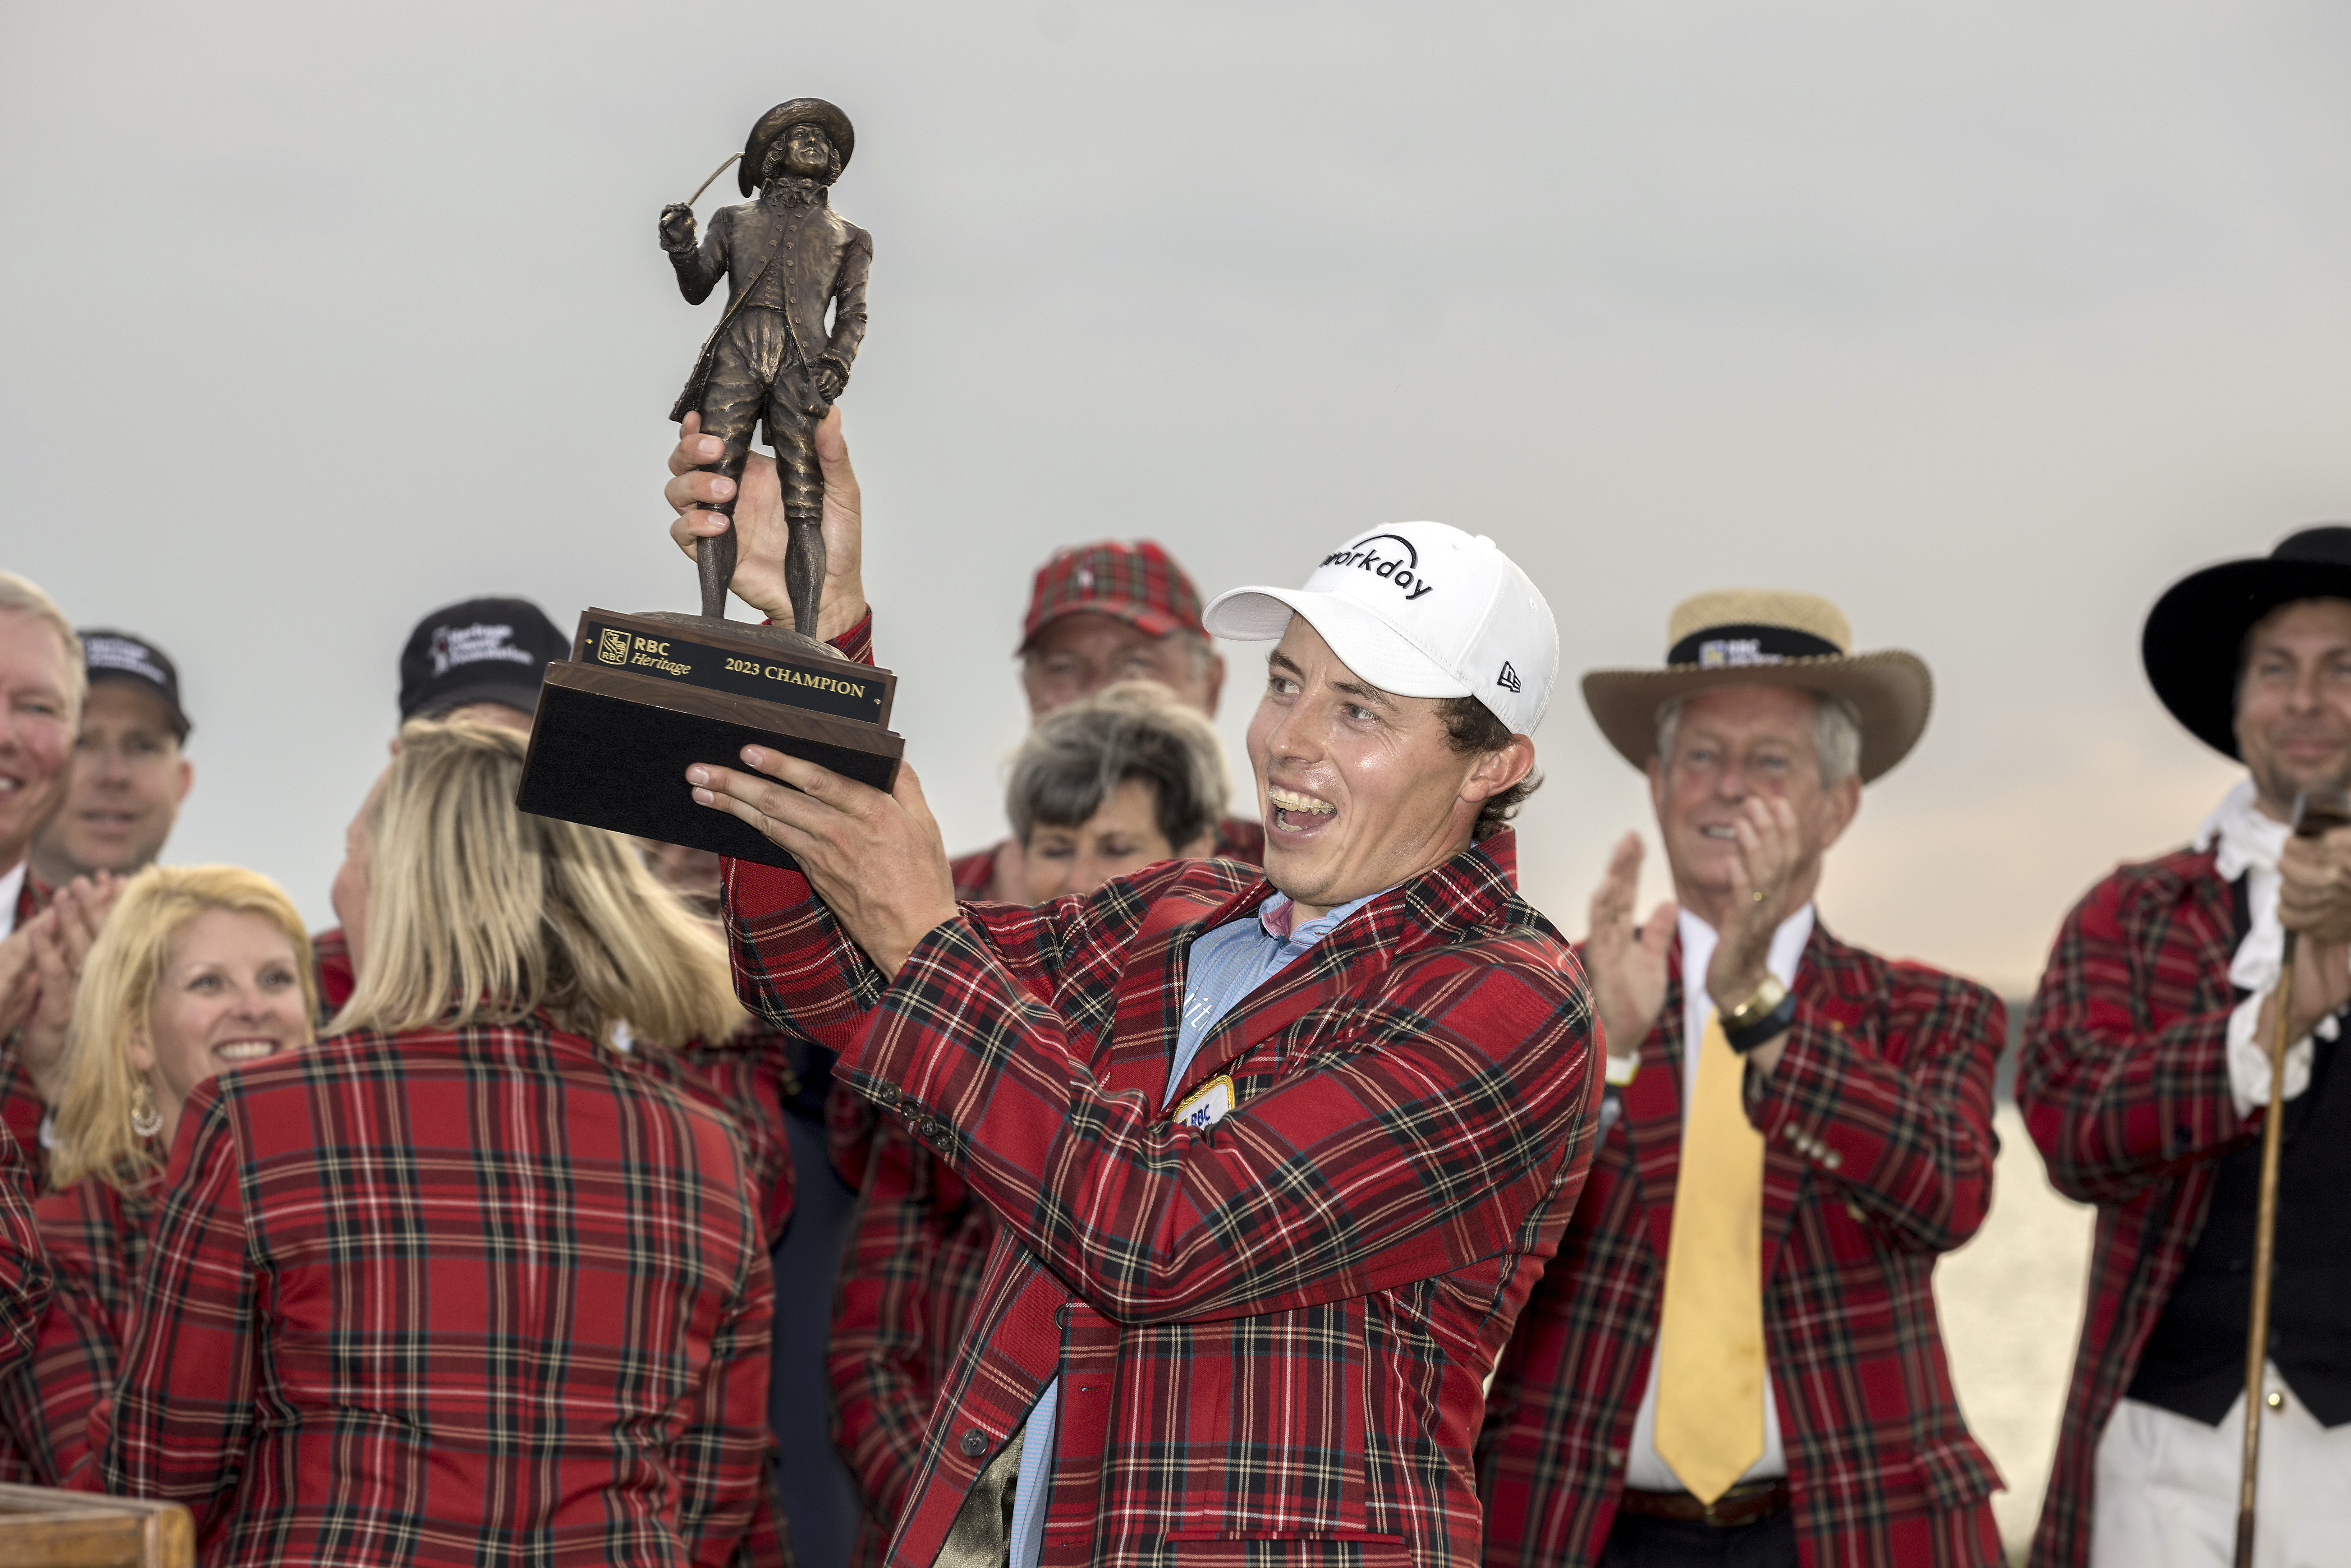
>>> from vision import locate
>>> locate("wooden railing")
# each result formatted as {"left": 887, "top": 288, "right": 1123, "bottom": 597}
{"left": 0, "top": 1485, "right": 190, "bottom": 1568}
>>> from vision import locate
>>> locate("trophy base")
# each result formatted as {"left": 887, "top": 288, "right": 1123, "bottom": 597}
{"left": 515, "top": 608, "right": 903, "bottom": 871}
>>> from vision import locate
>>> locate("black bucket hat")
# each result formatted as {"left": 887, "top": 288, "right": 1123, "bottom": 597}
{"left": 2142, "top": 525, "right": 2351, "bottom": 759}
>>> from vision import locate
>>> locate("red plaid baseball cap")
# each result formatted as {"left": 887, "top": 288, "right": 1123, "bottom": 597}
{"left": 1017, "top": 541, "right": 1208, "bottom": 652}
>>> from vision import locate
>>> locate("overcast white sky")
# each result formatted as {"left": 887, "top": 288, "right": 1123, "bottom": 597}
{"left": 8, "top": 1, "right": 2350, "bottom": 997}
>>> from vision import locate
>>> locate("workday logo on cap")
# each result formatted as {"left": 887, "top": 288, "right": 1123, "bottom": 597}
{"left": 1317, "top": 533, "right": 1437, "bottom": 604}
{"left": 1203, "top": 520, "right": 1560, "bottom": 735}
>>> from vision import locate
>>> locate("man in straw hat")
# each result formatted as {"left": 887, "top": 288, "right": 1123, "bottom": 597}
{"left": 2018, "top": 527, "right": 2351, "bottom": 1568}
{"left": 1478, "top": 589, "right": 2006, "bottom": 1567}
{"left": 683, "top": 519, "right": 1602, "bottom": 1568}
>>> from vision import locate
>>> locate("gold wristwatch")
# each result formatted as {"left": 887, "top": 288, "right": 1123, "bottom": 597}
{"left": 1719, "top": 973, "right": 1795, "bottom": 1055}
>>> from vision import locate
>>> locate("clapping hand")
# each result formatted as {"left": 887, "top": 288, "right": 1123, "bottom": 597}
{"left": 1583, "top": 833, "right": 1676, "bottom": 1066}
{"left": 1703, "top": 796, "right": 1804, "bottom": 1074}
{"left": 10, "top": 874, "right": 123, "bottom": 1103}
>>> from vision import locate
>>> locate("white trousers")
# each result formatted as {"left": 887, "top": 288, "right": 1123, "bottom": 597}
{"left": 2091, "top": 1370, "right": 2351, "bottom": 1568}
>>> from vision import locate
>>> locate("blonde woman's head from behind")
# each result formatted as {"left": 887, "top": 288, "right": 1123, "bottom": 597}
{"left": 52, "top": 864, "right": 315, "bottom": 1193}
{"left": 332, "top": 718, "right": 742, "bottom": 1048}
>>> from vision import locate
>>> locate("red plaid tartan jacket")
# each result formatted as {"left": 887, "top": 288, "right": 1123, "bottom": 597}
{"left": 1, "top": 870, "right": 56, "bottom": 1196}
{"left": 0, "top": 1123, "right": 56, "bottom": 1487}
{"left": 839, "top": 823, "right": 1272, "bottom": 1562}
{"left": 2015, "top": 847, "right": 2252, "bottom": 1568}
{"left": 1477, "top": 922, "right": 2006, "bottom": 1568}
{"left": 0, "top": 1120, "right": 49, "bottom": 1370}
{"left": 724, "top": 830, "right": 1600, "bottom": 1568}
{"left": 0, "top": 1175, "right": 152, "bottom": 1486}
{"left": 95, "top": 1018, "right": 778, "bottom": 1568}
{"left": 0, "top": 1043, "right": 790, "bottom": 1503}
{"left": 828, "top": 1125, "right": 998, "bottom": 1567}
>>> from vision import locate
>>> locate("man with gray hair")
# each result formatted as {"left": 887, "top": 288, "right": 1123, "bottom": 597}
{"left": 1479, "top": 590, "right": 2007, "bottom": 1567}
{"left": 0, "top": 572, "right": 116, "bottom": 1199}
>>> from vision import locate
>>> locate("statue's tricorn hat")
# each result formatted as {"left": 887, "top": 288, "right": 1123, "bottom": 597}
{"left": 2143, "top": 525, "right": 2351, "bottom": 759}
{"left": 1581, "top": 589, "right": 1933, "bottom": 783}
{"left": 741, "top": 98, "right": 855, "bottom": 196}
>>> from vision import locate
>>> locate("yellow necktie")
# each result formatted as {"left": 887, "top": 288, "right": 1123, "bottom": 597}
{"left": 1652, "top": 1007, "right": 1767, "bottom": 1503}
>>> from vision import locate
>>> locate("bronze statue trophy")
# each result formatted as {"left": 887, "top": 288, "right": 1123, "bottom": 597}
{"left": 515, "top": 98, "right": 901, "bottom": 870}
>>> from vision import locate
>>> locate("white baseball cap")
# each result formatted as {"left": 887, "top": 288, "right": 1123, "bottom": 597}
{"left": 1202, "top": 521, "right": 1559, "bottom": 735}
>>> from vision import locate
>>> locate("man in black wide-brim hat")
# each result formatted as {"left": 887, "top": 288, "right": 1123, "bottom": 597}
{"left": 2020, "top": 526, "right": 2351, "bottom": 1568}
{"left": 659, "top": 98, "right": 871, "bottom": 634}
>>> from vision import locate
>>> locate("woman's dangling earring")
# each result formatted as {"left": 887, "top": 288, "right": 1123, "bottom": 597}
{"left": 130, "top": 1079, "right": 164, "bottom": 1140}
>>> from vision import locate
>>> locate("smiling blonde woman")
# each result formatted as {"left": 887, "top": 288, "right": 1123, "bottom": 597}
{"left": 0, "top": 863, "right": 315, "bottom": 1485}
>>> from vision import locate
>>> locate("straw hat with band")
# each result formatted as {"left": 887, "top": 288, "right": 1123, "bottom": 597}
{"left": 2141, "top": 524, "right": 2351, "bottom": 760}
{"left": 1582, "top": 589, "right": 1933, "bottom": 783}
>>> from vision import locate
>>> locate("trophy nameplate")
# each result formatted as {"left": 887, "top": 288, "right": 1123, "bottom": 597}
{"left": 515, "top": 608, "right": 901, "bottom": 870}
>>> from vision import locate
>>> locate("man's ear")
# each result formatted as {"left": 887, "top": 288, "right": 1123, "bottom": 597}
{"left": 1461, "top": 735, "right": 1538, "bottom": 803}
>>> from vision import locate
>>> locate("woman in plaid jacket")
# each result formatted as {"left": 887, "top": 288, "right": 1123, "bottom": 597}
{"left": 93, "top": 721, "right": 781, "bottom": 1568}
{"left": 0, "top": 865, "right": 318, "bottom": 1486}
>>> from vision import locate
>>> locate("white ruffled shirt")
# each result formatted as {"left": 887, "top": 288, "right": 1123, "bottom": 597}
{"left": 2196, "top": 780, "right": 2339, "bottom": 1117}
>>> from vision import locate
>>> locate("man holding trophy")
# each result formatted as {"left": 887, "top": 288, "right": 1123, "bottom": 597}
{"left": 665, "top": 431, "right": 1602, "bottom": 1567}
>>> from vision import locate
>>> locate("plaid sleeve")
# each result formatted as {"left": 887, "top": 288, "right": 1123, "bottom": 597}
{"left": 96, "top": 1087, "right": 257, "bottom": 1529}
{"left": 0, "top": 1053, "right": 49, "bottom": 1198}
{"left": 0, "top": 1123, "right": 49, "bottom": 1372}
{"left": 2018, "top": 874, "right": 2242, "bottom": 1204}
{"left": 672, "top": 1244, "right": 777, "bottom": 1568}
{"left": 670, "top": 1035, "right": 799, "bottom": 1249}
{"left": 842, "top": 916, "right": 1595, "bottom": 1324}
{"left": 0, "top": 1182, "right": 131, "bottom": 1485}
{"left": 1745, "top": 970, "right": 2004, "bottom": 1255}
{"left": 828, "top": 608, "right": 874, "bottom": 667}
{"left": 828, "top": 1126, "right": 963, "bottom": 1527}
{"left": 4, "top": 1266, "right": 110, "bottom": 1485}
{"left": 724, "top": 860, "right": 893, "bottom": 1049}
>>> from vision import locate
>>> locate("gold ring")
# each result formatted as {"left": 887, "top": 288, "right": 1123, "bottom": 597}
{"left": 1752, "top": 889, "right": 1766, "bottom": 903}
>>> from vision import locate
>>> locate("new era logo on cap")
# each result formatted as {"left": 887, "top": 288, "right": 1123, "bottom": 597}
{"left": 1201, "top": 521, "right": 1559, "bottom": 735}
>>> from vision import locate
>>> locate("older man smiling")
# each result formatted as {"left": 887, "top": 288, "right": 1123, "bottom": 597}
{"left": 1479, "top": 590, "right": 2006, "bottom": 1568}
{"left": 687, "top": 520, "right": 1598, "bottom": 1568}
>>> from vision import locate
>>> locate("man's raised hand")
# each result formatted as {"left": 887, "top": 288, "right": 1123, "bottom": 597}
{"left": 1584, "top": 832, "right": 1675, "bottom": 1063}
{"left": 688, "top": 747, "right": 955, "bottom": 979}
{"left": 664, "top": 408, "right": 867, "bottom": 639}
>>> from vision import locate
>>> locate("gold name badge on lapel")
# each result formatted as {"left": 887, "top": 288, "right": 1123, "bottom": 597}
{"left": 1171, "top": 1074, "right": 1236, "bottom": 1132}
